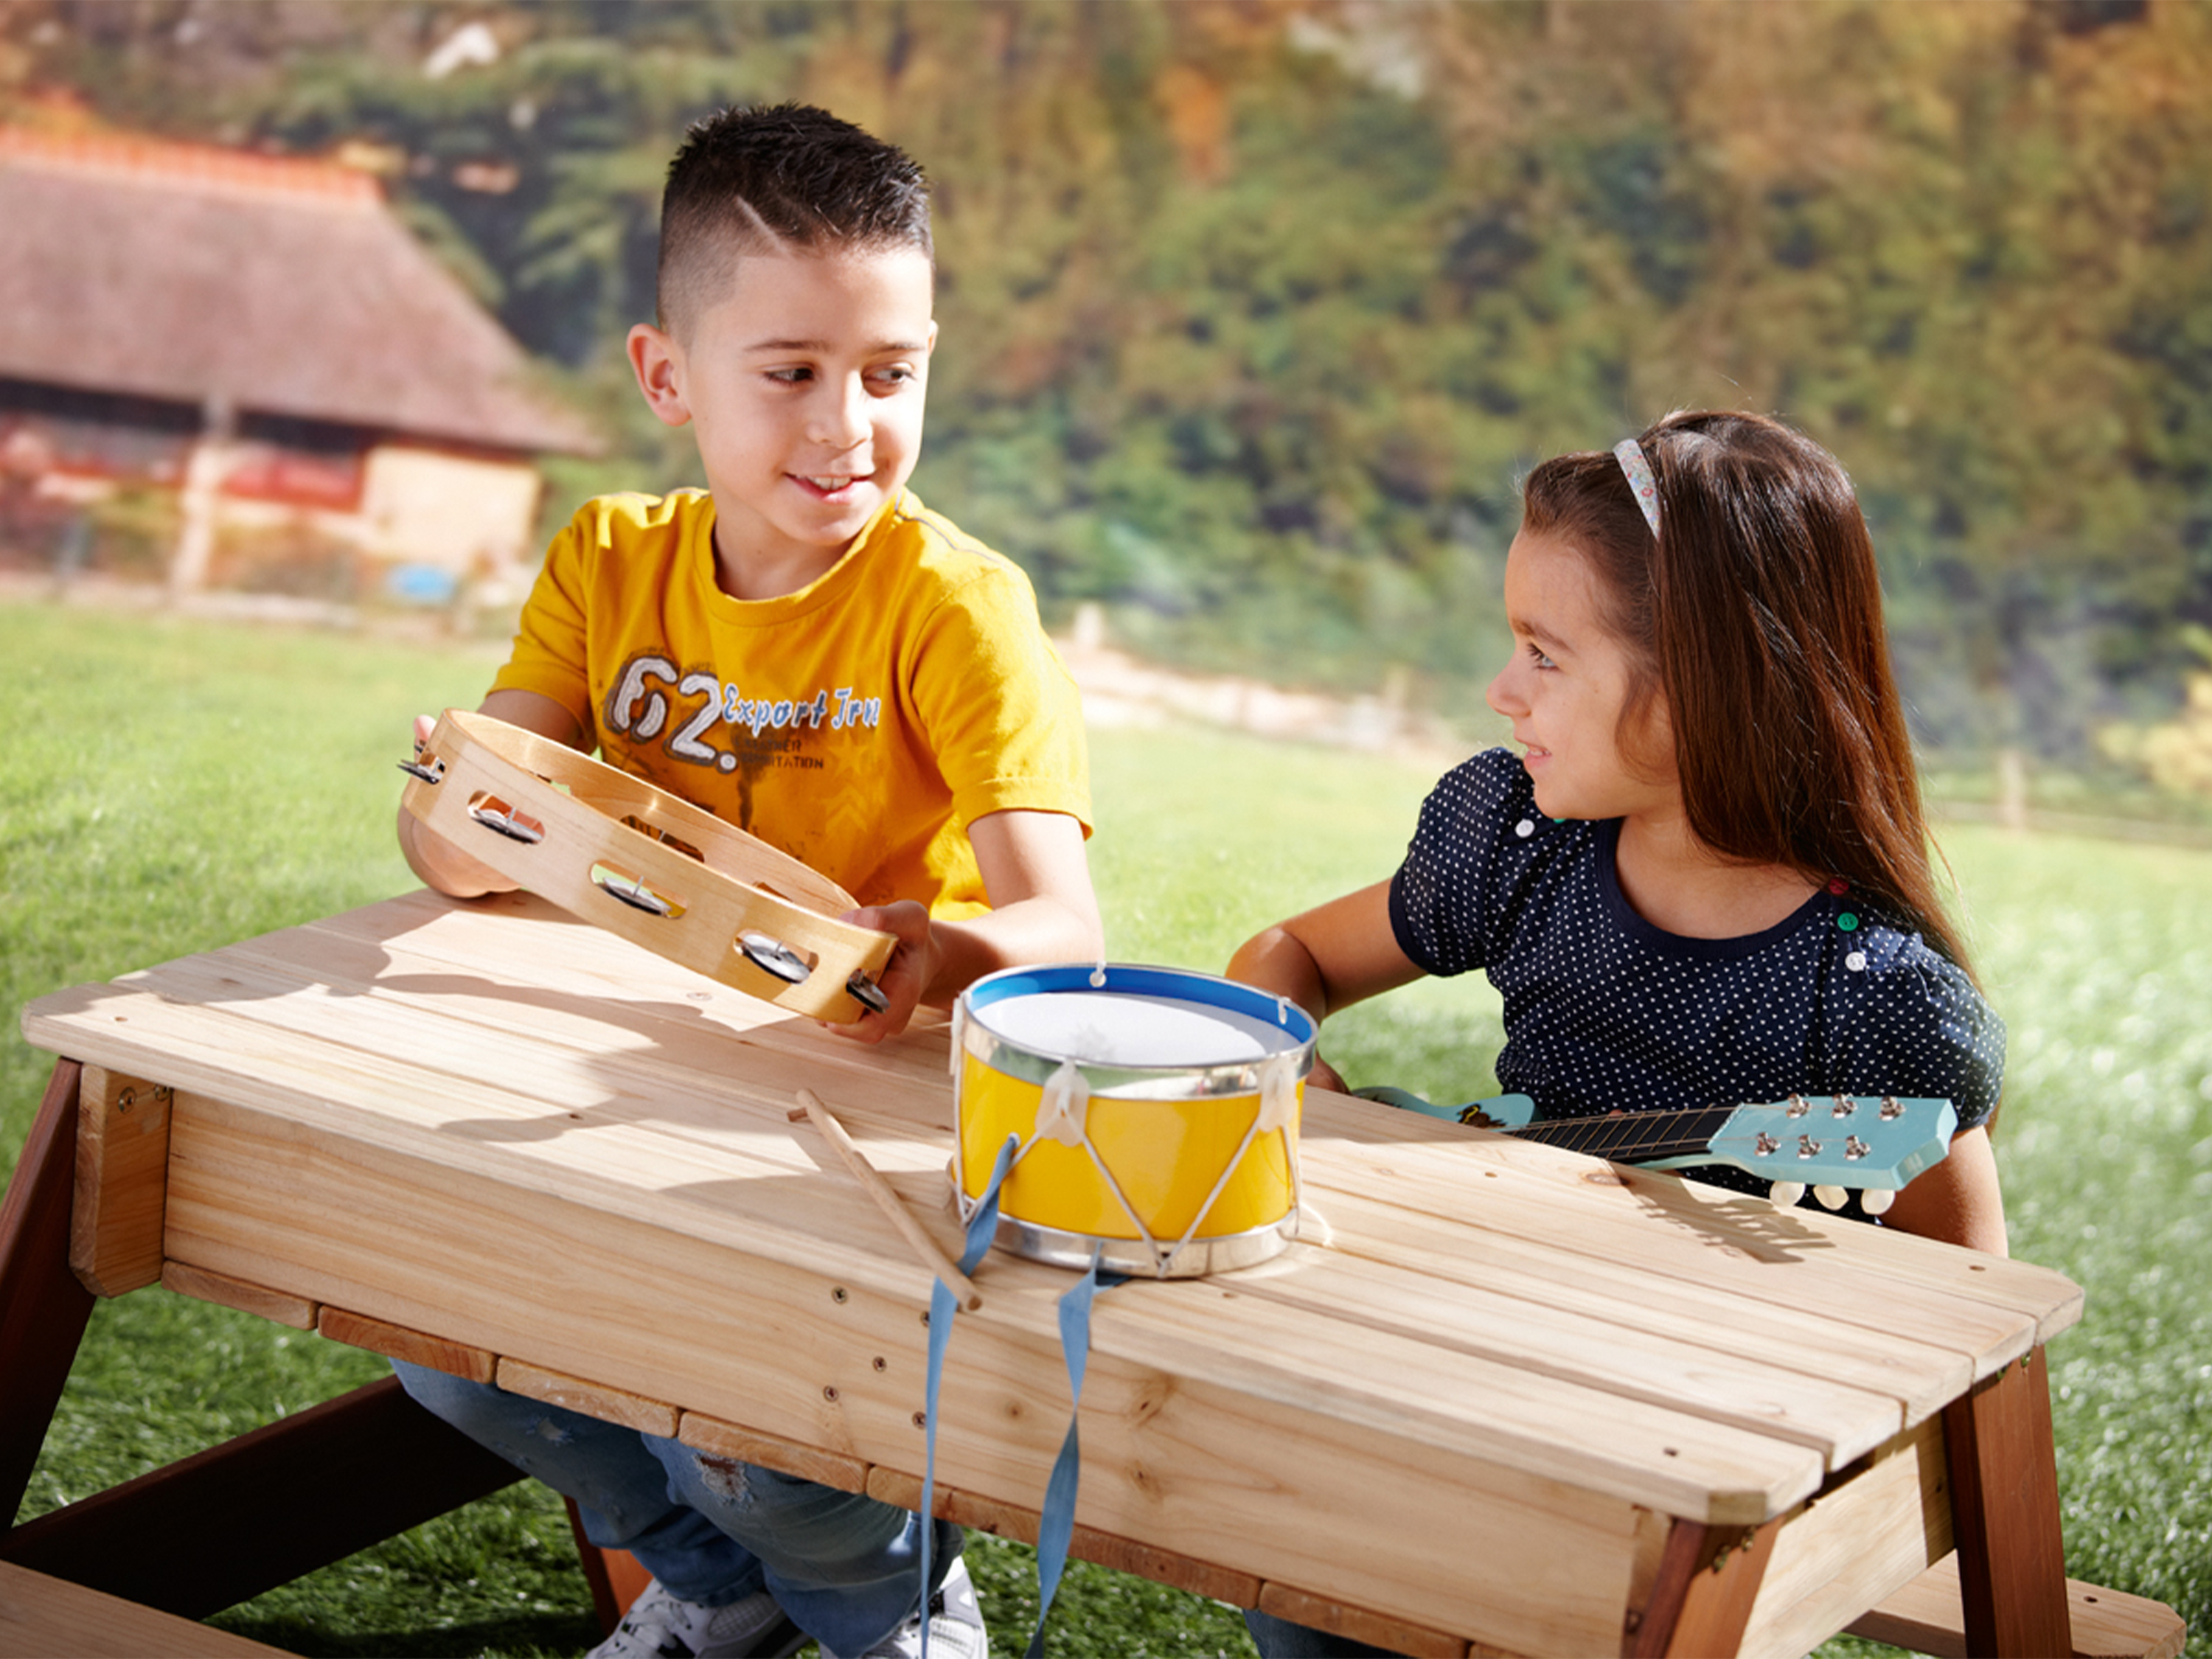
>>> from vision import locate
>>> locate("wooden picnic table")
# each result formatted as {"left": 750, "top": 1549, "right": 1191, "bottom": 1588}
{"left": 0, "top": 886, "right": 2152, "bottom": 1657}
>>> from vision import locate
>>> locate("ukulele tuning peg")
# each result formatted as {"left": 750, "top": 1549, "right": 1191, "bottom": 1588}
{"left": 1860, "top": 1187, "right": 1896, "bottom": 1217}
{"left": 1813, "top": 1184, "right": 1848, "bottom": 1211}
{"left": 1768, "top": 1180, "right": 1805, "bottom": 1210}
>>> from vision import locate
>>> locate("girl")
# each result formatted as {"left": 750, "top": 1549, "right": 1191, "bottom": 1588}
{"left": 1227, "top": 409, "right": 2006, "bottom": 1655}
{"left": 1233, "top": 410, "right": 2006, "bottom": 1251}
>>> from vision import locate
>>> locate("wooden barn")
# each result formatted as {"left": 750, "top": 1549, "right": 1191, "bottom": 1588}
{"left": 0, "top": 125, "right": 597, "bottom": 606}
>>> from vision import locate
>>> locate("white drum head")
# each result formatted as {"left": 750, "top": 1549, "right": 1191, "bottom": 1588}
{"left": 976, "top": 990, "right": 1304, "bottom": 1068}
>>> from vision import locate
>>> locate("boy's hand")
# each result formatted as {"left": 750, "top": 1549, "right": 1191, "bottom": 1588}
{"left": 396, "top": 714, "right": 515, "bottom": 899}
{"left": 829, "top": 900, "right": 940, "bottom": 1043}
{"left": 1305, "top": 1052, "right": 1349, "bottom": 1095}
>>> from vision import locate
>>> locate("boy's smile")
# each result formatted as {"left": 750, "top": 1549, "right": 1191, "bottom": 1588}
{"left": 628, "top": 245, "right": 938, "bottom": 600}
{"left": 1486, "top": 529, "right": 1677, "bottom": 826}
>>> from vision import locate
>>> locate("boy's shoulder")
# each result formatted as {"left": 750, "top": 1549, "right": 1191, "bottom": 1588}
{"left": 876, "top": 492, "right": 1033, "bottom": 591}
{"left": 560, "top": 488, "right": 713, "bottom": 551}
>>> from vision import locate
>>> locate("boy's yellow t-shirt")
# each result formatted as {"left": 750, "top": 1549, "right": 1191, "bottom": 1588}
{"left": 491, "top": 487, "right": 1091, "bottom": 919}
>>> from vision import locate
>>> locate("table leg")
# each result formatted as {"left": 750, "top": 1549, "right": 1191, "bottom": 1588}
{"left": 565, "top": 1499, "right": 655, "bottom": 1635}
{"left": 567, "top": 1500, "right": 621, "bottom": 1632}
{"left": 3, "top": 1055, "right": 526, "bottom": 1618}
{"left": 0, "top": 1058, "right": 94, "bottom": 1526}
{"left": 1630, "top": 1517, "right": 1779, "bottom": 1659}
{"left": 1944, "top": 1348, "right": 2071, "bottom": 1657}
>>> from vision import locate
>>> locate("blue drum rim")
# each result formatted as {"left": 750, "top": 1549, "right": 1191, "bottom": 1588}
{"left": 957, "top": 961, "right": 1318, "bottom": 1099}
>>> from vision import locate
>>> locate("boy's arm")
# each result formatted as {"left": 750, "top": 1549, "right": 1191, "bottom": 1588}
{"left": 396, "top": 690, "right": 586, "bottom": 898}
{"left": 1225, "top": 879, "right": 1426, "bottom": 1092}
{"left": 835, "top": 808, "right": 1101, "bottom": 1045}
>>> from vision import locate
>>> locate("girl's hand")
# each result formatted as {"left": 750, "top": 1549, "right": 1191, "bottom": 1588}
{"left": 1306, "top": 1051, "right": 1349, "bottom": 1094}
{"left": 830, "top": 900, "right": 942, "bottom": 1044}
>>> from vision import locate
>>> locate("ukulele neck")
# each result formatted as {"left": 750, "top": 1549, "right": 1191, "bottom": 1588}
{"left": 1512, "top": 1106, "right": 1738, "bottom": 1164}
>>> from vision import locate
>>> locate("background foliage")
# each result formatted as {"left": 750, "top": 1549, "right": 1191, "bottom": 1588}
{"left": 5, "top": 0, "right": 2211, "bottom": 771}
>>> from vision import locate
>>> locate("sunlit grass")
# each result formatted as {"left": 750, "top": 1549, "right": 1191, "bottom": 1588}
{"left": 3, "top": 599, "right": 2205, "bottom": 1657}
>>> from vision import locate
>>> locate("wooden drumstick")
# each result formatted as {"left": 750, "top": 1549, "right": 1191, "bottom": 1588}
{"left": 790, "top": 1088, "right": 982, "bottom": 1310}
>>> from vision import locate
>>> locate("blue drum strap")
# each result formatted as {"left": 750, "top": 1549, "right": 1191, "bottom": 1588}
{"left": 920, "top": 1133, "right": 1015, "bottom": 1659}
{"left": 1027, "top": 1256, "right": 1126, "bottom": 1658}
{"left": 918, "top": 1134, "right": 1126, "bottom": 1659}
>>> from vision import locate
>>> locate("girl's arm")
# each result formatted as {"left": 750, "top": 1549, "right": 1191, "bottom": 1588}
{"left": 1226, "top": 880, "right": 1427, "bottom": 1091}
{"left": 1879, "top": 1124, "right": 2008, "bottom": 1255}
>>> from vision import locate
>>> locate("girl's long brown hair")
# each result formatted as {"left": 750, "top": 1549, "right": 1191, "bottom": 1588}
{"left": 1520, "top": 410, "right": 1973, "bottom": 976}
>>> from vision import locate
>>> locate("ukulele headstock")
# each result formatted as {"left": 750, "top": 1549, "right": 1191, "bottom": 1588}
{"left": 1699, "top": 1093, "right": 1956, "bottom": 1214}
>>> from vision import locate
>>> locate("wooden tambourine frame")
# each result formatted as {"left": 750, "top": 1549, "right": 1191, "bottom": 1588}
{"left": 399, "top": 709, "right": 896, "bottom": 1023}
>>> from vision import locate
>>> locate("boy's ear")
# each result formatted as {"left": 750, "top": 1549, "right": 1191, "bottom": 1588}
{"left": 627, "top": 324, "right": 692, "bottom": 428}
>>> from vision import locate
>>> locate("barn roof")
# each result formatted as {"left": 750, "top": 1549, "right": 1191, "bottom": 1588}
{"left": 0, "top": 127, "right": 599, "bottom": 456}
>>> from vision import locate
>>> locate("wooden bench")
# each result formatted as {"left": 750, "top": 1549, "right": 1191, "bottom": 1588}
{"left": 0, "top": 1560, "right": 293, "bottom": 1657}
{"left": 563, "top": 1534, "right": 2194, "bottom": 1659}
{"left": 1849, "top": 1553, "right": 2187, "bottom": 1659}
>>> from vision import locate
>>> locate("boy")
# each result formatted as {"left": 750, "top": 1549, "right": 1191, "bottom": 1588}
{"left": 396, "top": 104, "right": 1099, "bottom": 1659}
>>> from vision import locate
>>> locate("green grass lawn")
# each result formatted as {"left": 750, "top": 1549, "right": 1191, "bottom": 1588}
{"left": 3, "top": 598, "right": 2206, "bottom": 1658}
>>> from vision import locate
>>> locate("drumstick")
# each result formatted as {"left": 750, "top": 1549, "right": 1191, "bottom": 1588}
{"left": 790, "top": 1089, "right": 982, "bottom": 1310}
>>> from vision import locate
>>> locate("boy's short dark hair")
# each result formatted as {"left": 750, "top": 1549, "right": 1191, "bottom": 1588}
{"left": 658, "top": 102, "right": 933, "bottom": 337}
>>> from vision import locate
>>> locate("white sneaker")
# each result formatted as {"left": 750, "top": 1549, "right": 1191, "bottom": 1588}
{"left": 821, "top": 1556, "right": 990, "bottom": 1659}
{"left": 587, "top": 1576, "right": 807, "bottom": 1659}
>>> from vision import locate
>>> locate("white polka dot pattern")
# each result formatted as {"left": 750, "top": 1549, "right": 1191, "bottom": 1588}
{"left": 1385, "top": 749, "right": 2004, "bottom": 1205}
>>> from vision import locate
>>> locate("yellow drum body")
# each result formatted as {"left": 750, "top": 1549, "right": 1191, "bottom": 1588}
{"left": 951, "top": 964, "right": 1317, "bottom": 1277}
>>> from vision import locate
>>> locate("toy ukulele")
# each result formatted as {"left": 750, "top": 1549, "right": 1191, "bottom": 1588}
{"left": 1360, "top": 1086, "right": 1955, "bottom": 1214}
{"left": 399, "top": 708, "right": 895, "bottom": 1022}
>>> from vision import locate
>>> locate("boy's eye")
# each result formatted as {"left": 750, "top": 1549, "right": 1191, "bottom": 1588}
{"left": 765, "top": 367, "right": 813, "bottom": 384}
{"left": 867, "top": 364, "right": 918, "bottom": 389}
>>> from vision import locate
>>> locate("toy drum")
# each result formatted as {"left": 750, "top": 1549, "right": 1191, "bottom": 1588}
{"left": 951, "top": 964, "right": 1318, "bottom": 1278}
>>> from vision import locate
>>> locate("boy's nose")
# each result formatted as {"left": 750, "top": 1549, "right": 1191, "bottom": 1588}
{"left": 810, "top": 376, "right": 872, "bottom": 450}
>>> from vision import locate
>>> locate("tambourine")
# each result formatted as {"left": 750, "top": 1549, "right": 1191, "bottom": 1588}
{"left": 398, "top": 709, "right": 896, "bottom": 1023}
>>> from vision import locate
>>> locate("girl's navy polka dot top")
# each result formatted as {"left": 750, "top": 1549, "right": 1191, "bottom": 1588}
{"left": 1386, "top": 748, "right": 2003, "bottom": 1203}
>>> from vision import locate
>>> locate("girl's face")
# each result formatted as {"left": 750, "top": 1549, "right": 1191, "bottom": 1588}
{"left": 1486, "top": 529, "right": 1677, "bottom": 824}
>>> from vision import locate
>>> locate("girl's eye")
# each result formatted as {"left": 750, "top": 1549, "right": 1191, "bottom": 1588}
{"left": 1525, "top": 641, "right": 1557, "bottom": 670}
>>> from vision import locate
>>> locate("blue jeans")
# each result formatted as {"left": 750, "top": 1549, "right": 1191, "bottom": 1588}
{"left": 1243, "top": 1609, "right": 1408, "bottom": 1657}
{"left": 394, "top": 1362, "right": 959, "bottom": 1655}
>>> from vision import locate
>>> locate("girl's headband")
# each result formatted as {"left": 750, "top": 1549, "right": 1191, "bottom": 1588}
{"left": 1613, "top": 439, "right": 1661, "bottom": 538}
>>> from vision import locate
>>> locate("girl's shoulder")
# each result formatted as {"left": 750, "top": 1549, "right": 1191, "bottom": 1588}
{"left": 1436, "top": 745, "right": 1537, "bottom": 808}
{"left": 1416, "top": 746, "right": 1551, "bottom": 842}
{"left": 1394, "top": 748, "right": 1606, "bottom": 977}
{"left": 1823, "top": 903, "right": 2006, "bottom": 1127}
{"left": 1414, "top": 747, "right": 1602, "bottom": 873}
{"left": 1832, "top": 900, "right": 1983, "bottom": 1005}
